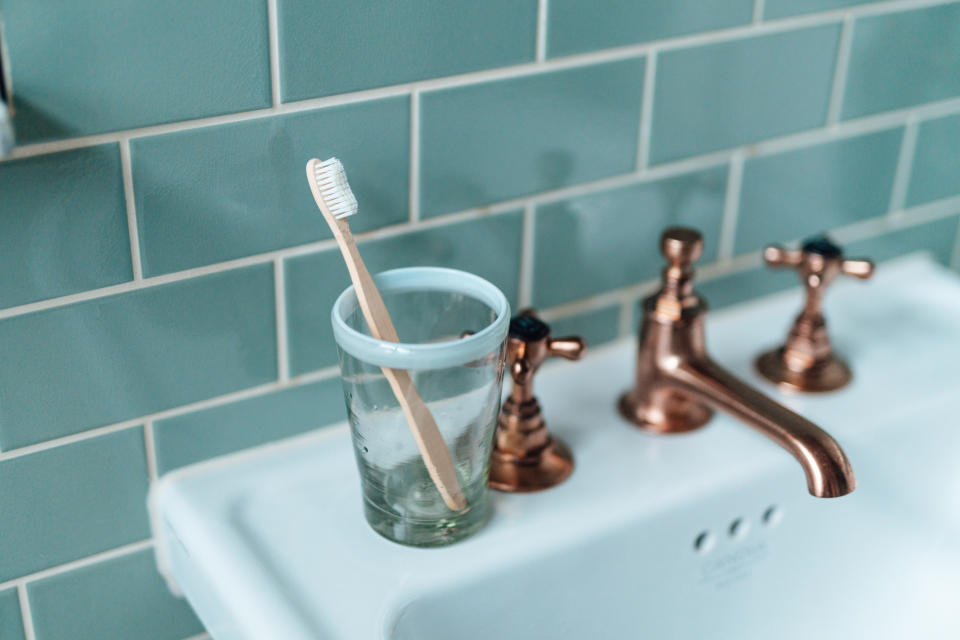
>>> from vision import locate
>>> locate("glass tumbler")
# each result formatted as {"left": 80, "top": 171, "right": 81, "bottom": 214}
{"left": 331, "top": 267, "right": 510, "bottom": 547}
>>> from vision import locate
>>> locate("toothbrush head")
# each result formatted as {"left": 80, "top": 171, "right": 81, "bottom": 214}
{"left": 309, "top": 157, "right": 358, "bottom": 219}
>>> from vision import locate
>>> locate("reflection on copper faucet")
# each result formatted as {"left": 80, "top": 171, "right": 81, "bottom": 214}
{"left": 619, "top": 227, "right": 855, "bottom": 498}
{"left": 489, "top": 310, "right": 586, "bottom": 492}
{"left": 756, "top": 235, "right": 874, "bottom": 392}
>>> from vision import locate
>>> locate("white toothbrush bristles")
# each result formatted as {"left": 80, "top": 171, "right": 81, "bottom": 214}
{"left": 313, "top": 157, "right": 358, "bottom": 219}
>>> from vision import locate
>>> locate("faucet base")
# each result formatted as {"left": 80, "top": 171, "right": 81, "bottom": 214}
{"left": 489, "top": 438, "right": 574, "bottom": 492}
{"left": 756, "top": 347, "right": 852, "bottom": 392}
{"left": 618, "top": 390, "right": 713, "bottom": 434}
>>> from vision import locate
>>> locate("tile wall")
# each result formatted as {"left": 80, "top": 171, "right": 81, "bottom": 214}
{"left": 2, "top": 1, "right": 960, "bottom": 637}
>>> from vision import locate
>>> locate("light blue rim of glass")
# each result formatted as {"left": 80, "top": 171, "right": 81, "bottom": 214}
{"left": 331, "top": 267, "right": 510, "bottom": 370}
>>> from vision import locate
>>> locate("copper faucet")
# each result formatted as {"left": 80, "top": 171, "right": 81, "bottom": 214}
{"left": 618, "top": 227, "right": 855, "bottom": 498}
{"left": 489, "top": 310, "right": 586, "bottom": 492}
{"left": 755, "top": 235, "right": 874, "bottom": 392}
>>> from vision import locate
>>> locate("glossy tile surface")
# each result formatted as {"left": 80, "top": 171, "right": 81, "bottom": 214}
{"left": 0, "top": 588, "right": 24, "bottom": 640}
{"left": 420, "top": 60, "right": 645, "bottom": 218}
{"left": 3, "top": 0, "right": 269, "bottom": 143}
{"left": 533, "top": 167, "right": 726, "bottom": 308}
{"left": 0, "top": 266, "right": 276, "bottom": 450}
{"left": 547, "top": 305, "right": 621, "bottom": 348}
{"left": 763, "top": 0, "right": 874, "bottom": 19}
{"left": 548, "top": 0, "right": 753, "bottom": 57}
{"left": 277, "top": 0, "right": 537, "bottom": 101}
{"left": 0, "top": 145, "right": 131, "bottom": 309}
{"left": 845, "top": 216, "right": 959, "bottom": 265}
{"left": 735, "top": 128, "right": 903, "bottom": 254}
{"left": 697, "top": 264, "right": 798, "bottom": 310}
{"left": 700, "top": 215, "right": 959, "bottom": 309}
{"left": 906, "top": 113, "right": 960, "bottom": 207}
{"left": 154, "top": 379, "right": 344, "bottom": 474}
{"left": 285, "top": 211, "right": 522, "bottom": 375}
{"left": 843, "top": 4, "right": 960, "bottom": 120}
{"left": 650, "top": 25, "right": 840, "bottom": 163}
{"left": 0, "top": 428, "right": 149, "bottom": 582}
{"left": 132, "top": 98, "right": 409, "bottom": 276}
{"left": 28, "top": 549, "right": 202, "bottom": 640}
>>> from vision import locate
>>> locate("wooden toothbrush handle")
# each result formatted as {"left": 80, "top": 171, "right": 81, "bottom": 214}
{"left": 332, "top": 220, "right": 467, "bottom": 511}
{"left": 381, "top": 368, "right": 467, "bottom": 510}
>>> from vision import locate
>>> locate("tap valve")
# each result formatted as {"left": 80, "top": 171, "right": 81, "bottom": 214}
{"left": 489, "top": 310, "right": 586, "bottom": 492}
{"left": 756, "top": 234, "right": 874, "bottom": 392}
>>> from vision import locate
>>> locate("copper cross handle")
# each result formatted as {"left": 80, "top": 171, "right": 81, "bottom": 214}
{"left": 756, "top": 235, "right": 874, "bottom": 392}
{"left": 489, "top": 309, "right": 586, "bottom": 493}
{"left": 507, "top": 310, "right": 586, "bottom": 390}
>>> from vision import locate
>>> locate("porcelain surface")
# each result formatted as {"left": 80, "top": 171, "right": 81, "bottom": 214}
{"left": 152, "top": 255, "right": 960, "bottom": 639}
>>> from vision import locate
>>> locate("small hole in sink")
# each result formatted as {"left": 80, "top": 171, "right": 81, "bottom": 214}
{"left": 762, "top": 505, "right": 783, "bottom": 527}
{"left": 729, "top": 518, "right": 749, "bottom": 539}
{"left": 693, "top": 531, "right": 714, "bottom": 554}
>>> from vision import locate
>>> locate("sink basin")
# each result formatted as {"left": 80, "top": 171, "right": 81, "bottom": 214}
{"left": 152, "top": 255, "right": 960, "bottom": 640}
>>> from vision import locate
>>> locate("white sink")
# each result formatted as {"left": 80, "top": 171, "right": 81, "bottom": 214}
{"left": 152, "top": 255, "right": 960, "bottom": 640}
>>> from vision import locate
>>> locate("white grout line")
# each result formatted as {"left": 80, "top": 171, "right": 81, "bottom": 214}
{"left": 536, "top": 199, "right": 960, "bottom": 325}
{"left": 273, "top": 258, "right": 289, "bottom": 382}
{"left": 0, "top": 208, "right": 529, "bottom": 322}
{"left": 408, "top": 91, "right": 421, "bottom": 223}
{"left": 119, "top": 139, "right": 144, "bottom": 281}
{"left": 0, "top": 367, "right": 340, "bottom": 462}
{"left": 635, "top": 51, "right": 657, "bottom": 171}
{"left": 753, "top": 0, "right": 766, "bottom": 23}
{"left": 539, "top": 278, "right": 660, "bottom": 321}
{"left": 1, "top": 93, "right": 959, "bottom": 325}
{"left": 2, "top": 0, "right": 957, "bottom": 169}
{"left": 518, "top": 203, "right": 536, "bottom": 308}
{"left": 536, "top": 0, "right": 549, "bottom": 62}
{"left": 0, "top": 423, "right": 142, "bottom": 462}
{"left": 143, "top": 421, "right": 159, "bottom": 483}
{"left": 267, "top": 0, "right": 282, "bottom": 108}
{"left": 0, "top": 540, "right": 154, "bottom": 592}
{"left": 3, "top": 93, "right": 960, "bottom": 324}
{"left": 826, "top": 15, "right": 854, "bottom": 126}
{"left": 888, "top": 117, "right": 918, "bottom": 214}
{"left": 719, "top": 153, "right": 745, "bottom": 260}
{"left": 17, "top": 584, "right": 36, "bottom": 640}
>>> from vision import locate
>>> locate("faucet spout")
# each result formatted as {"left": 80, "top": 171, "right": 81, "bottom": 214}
{"left": 619, "top": 227, "right": 855, "bottom": 498}
{"left": 671, "top": 357, "right": 855, "bottom": 497}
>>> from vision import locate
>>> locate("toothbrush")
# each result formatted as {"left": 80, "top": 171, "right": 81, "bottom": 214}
{"left": 306, "top": 158, "right": 467, "bottom": 511}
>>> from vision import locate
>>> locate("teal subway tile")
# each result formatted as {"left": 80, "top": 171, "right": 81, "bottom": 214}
{"left": 0, "top": 429, "right": 149, "bottom": 582}
{"left": 547, "top": 305, "right": 621, "bottom": 349}
{"left": 286, "top": 211, "right": 522, "bottom": 375}
{"left": 0, "top": 588, "right": 24, "bottom": 640}
{"left": 420, "top": 59, "right": 645, "bottom": 218}
{"left": 843, "top": 4, "right": 960, "bottom": 120}
{"left": 763, "top": 0, "right": 874, "bottom": 19}
{"left": 700, "top": 215, "right": 959, "bottom": 309}
{"left": 547, "top": 0, "right": 753, "bottom": 57}
{"left": 532, "top": 167, "right": 727, "bottom": 308}
{"left": 0, "top": 145, "right": 132, "bottom": 309}
{"left": 735, "top": 128, "right": 904, "bottom": 254}
{"left": 697, "top": 266, "right": 797, "bottom": 310}
{"left": 4, "top": 1, "right": 269, "bottom": 143}
{"left": 154, "top": 379, "right": 344, "bottom": 474}
{"left": 906, "top": 113, "right": 960, "bottom": 207}
{"left": 650, "top": 25, "right": 840, "bottom": 164}
{"left": 0, "top": 266, "right": 276, "bottom": 450}
{"left": 845, "top": 216, "right": 959, "bottom": 265}
{"left": 278, "top": 1, "right": 537, "bottom": 101}
{"left": 132, "top": 98, "right": 409, "bottom": 276}
{"left": 28, "top": 549, "right": 202, "bottom": 640}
